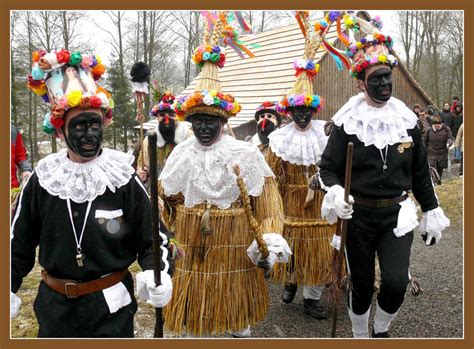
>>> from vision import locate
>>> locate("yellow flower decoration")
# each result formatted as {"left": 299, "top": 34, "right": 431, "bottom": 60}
{"left": 231, "top": 102, "right": 241, "bottom": 114}
{"left": 66, "top": 90, "right": 83, "bottom": 107}
{"left": 209, "top": 90, "right": 217, "bottom": 97}
{"left": 378, "top": 55, "right": 387, "bottom": 64}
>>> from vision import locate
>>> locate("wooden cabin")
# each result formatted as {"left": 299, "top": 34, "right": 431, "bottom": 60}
{"left": 141, "top": 11, "right": 434, "bottom": 140}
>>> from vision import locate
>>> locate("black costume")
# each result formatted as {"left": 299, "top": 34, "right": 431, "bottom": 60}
{"left": 11, "top": 148, "right": 173, "bottom": 337}
{"left": 319, "top": 93, "right": 448, "bottom": 326}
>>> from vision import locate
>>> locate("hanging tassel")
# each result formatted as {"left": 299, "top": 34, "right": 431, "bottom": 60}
{"left": 199, "top": 202, "right": 212, "bottom": 236}
{"left": 168, "top": 238, "right": 185, "bottom": 260}
{"left": 304, "top": 174, "right": 320, "bottom": 209}
{"left": 224, "top": 37, "right": 246, "bottom": 58}
{"left": 410, "top": 277, "right": 424, "bottom": 296}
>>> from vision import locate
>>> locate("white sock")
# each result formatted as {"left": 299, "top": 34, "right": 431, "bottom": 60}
{"left": 348, "top": 307, "right": 371, "bottom": 338}
{"left": 373, "top": 301, "right": 399, "bottom": 334}
{"left": 231, "top": 325, "right": 251, "bottom": 338}
{"left": 303, "top": 285, "right": 324, "bottom": 300}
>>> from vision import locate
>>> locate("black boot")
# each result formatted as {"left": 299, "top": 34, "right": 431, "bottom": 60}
{"left": 282, "top": 283, "right": 297, "bottom": 304}
{"left": 372, "top": 329, "right": 390, "bottom": 338}
{"left": 303, "top": 299, "right": 328, "bottom": 320}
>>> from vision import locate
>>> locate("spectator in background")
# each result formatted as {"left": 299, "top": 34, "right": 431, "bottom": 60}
{"left": 440, "top": 102, "right": 454, "bottom": 130}
{"left": 450, "top": 96, "right": 460, "bottom": 113}
{"left": 451, "top": 102, "right": 463, "bottom": 139}
{"left": 417, "top": 108, "right": 431, "bottom": 134}
{"left": 412, "top": 103, "right": 421, "bottom": 117}
{"left": 423, "top": 114, "right": 454, "bottom": 185}
{"left": 454, "top": 123, "right": 464, "bottom": 176}
{"left": 11, "top": 124, "right": 32, "bottom": 189}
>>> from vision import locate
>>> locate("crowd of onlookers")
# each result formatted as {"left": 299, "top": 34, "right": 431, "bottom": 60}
{"left": 413, "top": 96, "right": 464, "bottom": 184}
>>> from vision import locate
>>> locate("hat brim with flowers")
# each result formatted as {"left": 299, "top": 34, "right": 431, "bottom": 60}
{"left": 151, "top": 91, "right": 177, "bottom": 117}
{"left": 27, "top": 49, "right": 113, "bottom": 134}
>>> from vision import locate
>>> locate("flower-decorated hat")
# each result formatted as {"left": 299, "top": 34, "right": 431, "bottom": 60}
{"left": 150, "top": 91, "right": 176, "bottom": 117}
{"left": 276, "top": 11, "right": 328, "bottom": 116}
{"left": 255, "top": 101, "right": 282, "bottom": 126}
{"left": 174, "top": 11, "right": 258, "bottom": 121}
{"left": 341, "top": 14, "right": 398, "bottom": 79}
{"left": 27, "top": 49, "right": 113, "bottom": 134}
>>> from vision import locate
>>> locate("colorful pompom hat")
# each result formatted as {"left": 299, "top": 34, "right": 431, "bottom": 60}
{"left": 341, "top": 14, "right": 398, "bottom": 79}
{"left": 150, "top": 91, "right": 176, "bottom": 117}
{"left": 255, "top": 101, "right": 282, "bottom": 126}
{"left": 174, "top": 11, "right": 258, "bottom": 121}
{"left": 276, "top": 11, "right": 327, "bottom": 116}
{"left": 27, "top": 49, "right": 113, "bottom": 134}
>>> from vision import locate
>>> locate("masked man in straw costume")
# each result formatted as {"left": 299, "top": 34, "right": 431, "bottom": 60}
{"left": 251, "top": 101, "right": 283, "bottom": 155}
{"left": 136, "top": 91, "right": 192, "bottom": 183}
{"left": 267, "top": 11, "right": 337, "bottom": 320}
{"left": 158, "top": 12, "right": 291, "bottom": 337}
{"left": 11, "top": 49, "right": 173, "bottom": 337}
{"left": 318, "top": 14, "right": 450, "bottom": 337}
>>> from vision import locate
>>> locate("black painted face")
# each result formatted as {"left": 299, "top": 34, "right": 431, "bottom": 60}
{"left": 290, "top": 107, "right": 313, "bottom": 130}
{"left": 64, "top": 112, "right": 103, "bottom": 159}
{"left": 257, "top": 119, "right": 277, "bottom": 145}
{"left": 158, "top": 112, "right": 176, "bottom": 144}
{"left": 365, "top": 67, "right": 392, "bottom": 103}
{"left": 190, "top": 113, "right": 223, "bottom": 146}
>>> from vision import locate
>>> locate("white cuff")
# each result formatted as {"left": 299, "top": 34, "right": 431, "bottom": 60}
{"left": 419, "top": 206, "right": 450, "bottom": 234}
{"left": 246, "top": 233, "right": 292, "bottom": 267}
{"left": 393, "top": 194, "right": 419, "bottom": 237}
{"left": 102, "top": 281, "right": 132, "bottom": 314}
{"left": 321, "top": 185, "right": 344, "bottom": 224}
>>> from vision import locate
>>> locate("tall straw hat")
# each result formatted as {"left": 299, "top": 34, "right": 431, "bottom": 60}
{"left": 174, "top": 11, "right": 258, "bottom": 121}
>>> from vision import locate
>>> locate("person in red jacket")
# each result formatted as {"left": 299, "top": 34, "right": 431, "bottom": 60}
{"left": 11, "top": 124, "right": 33, "bottom": 189}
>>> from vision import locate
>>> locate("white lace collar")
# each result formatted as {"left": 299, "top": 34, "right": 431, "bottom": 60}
{"left": 268, "top": 120, "right": 328, "bottom": 166}
{"left": 156, "top": 121, "right": 190, "bottom": 148}
{"left": 36, "top": 148, "right": 135, "bottom": 203}
{"left": 332, "top": 93, "right": 418, "bottom": 149}
{"left": 159, "top": 134, "right": 274, "bottom": 209}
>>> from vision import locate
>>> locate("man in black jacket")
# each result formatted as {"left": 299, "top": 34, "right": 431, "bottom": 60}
{"left": 319, "top": 31, "right": 450, "bottom": 338}
{"left": 11, "top": 49, "right": 173, "bottom": 338}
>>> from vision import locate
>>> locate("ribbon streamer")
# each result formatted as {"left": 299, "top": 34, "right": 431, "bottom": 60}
{"left": 336, "top": 17, "right": 351, "bottom": 46}
{"left": 295, "top": 11, "right": 307, "bottom": 38}
{"left": 322, "top": 38, "right": 351, "bottom": 70}
{"left": 234, "top": 11, "right": 252, "bottom": 33}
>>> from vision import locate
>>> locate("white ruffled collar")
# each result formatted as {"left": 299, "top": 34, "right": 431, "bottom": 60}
{"left": 332, "top": 93, "right": 418, "bottom": 149}
{"left": 36, "top": 148, "right": 135, "bottom": 203}
{"left": 268, "top": 120, "right": 328, "bottom": 166}
{"left": 159, "top": 134, "right": 274, "bottom": 209}
{"left": 156, "top": 121, "right": 190, "bottom": 148}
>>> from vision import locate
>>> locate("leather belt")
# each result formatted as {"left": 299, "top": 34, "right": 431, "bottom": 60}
{"left": 353, "top": 193, "right": 409, "bottom": 208}
{"left": 41, "top": 269, "right": 128, "bottom": 298}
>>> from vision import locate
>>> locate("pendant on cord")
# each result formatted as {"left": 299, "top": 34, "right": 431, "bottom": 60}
{"left": 383, "top": 164, "right": 388, "bottom": 172}
{"left": 76, "top": 248, "right": 84, "bottom": 267}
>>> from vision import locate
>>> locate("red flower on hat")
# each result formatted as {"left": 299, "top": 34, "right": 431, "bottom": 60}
{"left": 56, "top": 50, "right": 70, "bottom": 64}
{"left": 89, "top": 95, "right": 102, "bottom": 108}
{"left": 80, "top": 97, "right": 92, "bottom": 108}
{"left": 262, "top": 101, "right": 274, "bottom": 108}
{"left": 50, "top": 116, "right": 64, "bottom": 129}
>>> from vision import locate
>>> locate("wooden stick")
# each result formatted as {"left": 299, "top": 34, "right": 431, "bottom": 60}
{"left": 148, "top": 131, "right": 164, "bottom": 338}
{"left": 330, "top": 142, "right": 354, "bottom": 338}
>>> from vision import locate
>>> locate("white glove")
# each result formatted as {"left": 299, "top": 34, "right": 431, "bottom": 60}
{"left": 247, "top": 233, "right": 292, "bottom": 268}
{"left": 334, "top": 185, "right": 354, "bottom": 220}
{"left": 422, "top": 231, "right": 442, "bottom": 246}
{"left": 419, "top": 207, "right": 450, "bottom": 246}
{"left": 10, "top": 292, "right": 21, "bottom": 319}
{"left": 136, "top": 270, "right": 173, "bottom": 308}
